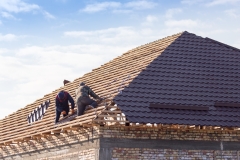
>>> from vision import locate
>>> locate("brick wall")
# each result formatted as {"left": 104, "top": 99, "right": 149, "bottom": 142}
{"left": 1, "top": 125, "right": 240, "bottom": 159}
{"left": 99, "top": 126, "right": 240, "bottom": 141}
{"left": 112, "top": 148, "right": 239, "bottom": 160}
{"left": 37, "top": 148, "right": 97, "bottom": 160}
{"left": 0, "top": 126, "right": 99, "bottom": 159}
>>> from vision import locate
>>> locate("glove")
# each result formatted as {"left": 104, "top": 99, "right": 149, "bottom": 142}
{"left": 70, "top": 109, "right": 75, "bottom": 115}
{"left": 61, "top": 110, "right": 66, "bottom": 115}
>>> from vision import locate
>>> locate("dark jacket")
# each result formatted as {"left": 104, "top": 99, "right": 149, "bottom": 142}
{"left": 55, "top": 91, "right": 74, "bottom": 112}
{"left": 75, "top": 85, "right": 100, "bottom": 102}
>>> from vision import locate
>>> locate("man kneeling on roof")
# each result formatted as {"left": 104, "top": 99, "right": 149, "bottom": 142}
{"left": 75, "top": 82, "right": 103, "bottom": 116}
{"left": 55, "top": 90, "right": 75, "bottom": 123}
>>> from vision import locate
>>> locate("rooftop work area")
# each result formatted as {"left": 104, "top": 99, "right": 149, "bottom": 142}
{"left": 0, "top": 31, "right": 240, "bottom": 159}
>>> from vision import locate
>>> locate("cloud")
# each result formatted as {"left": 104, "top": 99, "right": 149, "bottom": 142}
{"left": 181, "top": 0, "right": 206, "bottom": 5}
{"left": 81, "top": 2, "right": 121, "bottom": 13}
{"left": 224, "top": 9, "right": 239, "bottom": 18}
{"left": 1, "top": 11, "right": 16, "bottom": 19}
{"left": 233, "top": 40, "right": 240, "bottom": 48}
{"left": 81, "top": 1, "right": 157, "bottom": 13}
{"left": 112, "top": 9, "right": 132, "bottom": 14}
{"left": 0, "top": 0, "right": 55, "bottom": 20}
{"left": 165, "top": 19, "right": 199, "bottom": 27}
{"left": 141, "top": 15, "right": 158, "bottom": 26}
{"left": 124, "top": 0, "right": 157, "bottom": 10}
{"left": 0, "top": 33, "right": 17, "bottom": 41}
{"left": 0, "top": 0, "right": 40, "bottom": 13}
{"left": 206, "top": 0, "right": 240, "bottom": 6}
{"left": 64, "top": 27, "right": 138, "bottom": 44}
{"left": 42, "top": 11, "right": 55, "bottom": 19}
{"left": 181, "top": 0, "right": 240, "bottom": 6}
{"left": 146, "top": 15, "right": 158, "bottom": 23}
{"left": 165, "top": 8, "right": 182, "bottom": 18}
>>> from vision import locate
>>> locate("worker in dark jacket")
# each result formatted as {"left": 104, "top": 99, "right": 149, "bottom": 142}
{"left": 55, "top": 90, "right": 75, "bottom": 123}
{"left": 75, "top": 82, "right": 102, "bottom": 116}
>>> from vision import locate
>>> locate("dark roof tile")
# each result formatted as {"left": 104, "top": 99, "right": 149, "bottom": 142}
{"left": 114, "top": 31, "right": 240, "bottom": 127}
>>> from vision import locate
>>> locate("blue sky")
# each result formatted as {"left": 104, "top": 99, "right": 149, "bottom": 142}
{"left": 0, "top": 0, "right": 240, "bottom": 119}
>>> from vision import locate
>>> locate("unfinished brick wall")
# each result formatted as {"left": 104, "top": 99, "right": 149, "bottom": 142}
{"left": 99, "top": 126, "right": 240, "bottom": 141}
{"left": 1, "top": 125, "right": 240, "bottom": 160}
{"left": 100, "top": 126, "right": 240, "bottom": 160}
{"left": 36, "top": 148, "right": 97, "bottom": 160}
{"left": 0, "top": 126, "right": 100, "bottom": 159}
{"left": 112, "top": 148, "right": 239, "bottom": 160}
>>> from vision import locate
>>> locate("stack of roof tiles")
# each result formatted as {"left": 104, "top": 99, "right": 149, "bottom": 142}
{"left": 0, "top": 31, "right": 239, "bottom": 144}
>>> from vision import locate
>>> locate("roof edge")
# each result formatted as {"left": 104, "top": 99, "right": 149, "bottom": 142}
{"left": 206, "top": 37, "right": 240, "bottom": 52}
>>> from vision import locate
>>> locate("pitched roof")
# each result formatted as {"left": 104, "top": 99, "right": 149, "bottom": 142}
{"left": 114, "top": 31, "right": 240, "bottom": 127}
{"left": 1, "top": 31, "right": 239, "bottom": 144}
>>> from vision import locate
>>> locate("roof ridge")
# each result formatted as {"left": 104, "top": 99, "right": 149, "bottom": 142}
{"left": 126, "top": 31, "right": 185, "bottom": 53}
{"left": 205, "top": 37, "right": 240, "bottom": 52}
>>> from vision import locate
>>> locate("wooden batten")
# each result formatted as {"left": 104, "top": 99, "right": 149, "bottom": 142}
{"left": 12, "top": 139, "right": 24, "bottom": 143}
{"left": 51, "top": 129, "right": 62, "bottom": 134}
{"left": 41, "top": 132, "right": 51, "bottom": 136}
{"left": 22, "top": 137, "right": 32, "bottom": 141}
{"left": 94, "top": 120, "right": 129, "bottom": 123}
{"left": 31, "top": 135, "right": 42, "bottom": 139}
{"left": 3, "top": 141, "right": 12, "bottom": 145}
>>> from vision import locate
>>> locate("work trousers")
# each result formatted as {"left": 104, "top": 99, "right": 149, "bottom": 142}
{"left": 55, "top": 107, "right": 69, "bottom": 123}
{"left": 77, "top": 96, "right": 97, "bottom": 116}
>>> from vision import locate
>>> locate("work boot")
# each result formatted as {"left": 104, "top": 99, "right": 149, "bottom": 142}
{"left": 85, "top": 105, "right": 94, "bottom": 110}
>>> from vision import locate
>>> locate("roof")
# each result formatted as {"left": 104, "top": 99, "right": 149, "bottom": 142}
{"left": 114, "top": 31, "right": 240, "bottom": 127}
{"left": 1, "top": 31, "right": 240, "bottom": 144}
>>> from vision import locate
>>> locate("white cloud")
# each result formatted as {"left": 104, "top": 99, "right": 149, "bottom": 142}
{"left": 165, "top": 19, "right": 199, "bottom": 27}
{"left": 233, "top": 40, "right": 240, "bottom": 48}
{"left": 146, "top": 15, "right": 158, "bottom": 23}
{"left": 124, "top": 0, "right": 157, "bottom": 10}
{"left": 0, "top": 0, "right": 40, "bottom": 13}
{"left": 206, "top": 0, "right": 240, "bottom": 6}
{"left": 181, "top": 0, "right": 240, "bottom": 6}
{"left": 1, "top": 11, "right": 16, "bottom": 19}
{"left": 181, "top": 0, "right": 206, "bottom": 5}
{"left": 64, "top": 27, "right": 138, "bottom": 44}
{"left": 81, "top": 2, "right": 121, "bottom": 13}
{"left": 0, "top": 33, "right": 17, "bottom": 41}
{"left": 42, "top": 11, "right": 55, "bottom": 19}
{"left": 112, "top": 9, "right": 132, "bottom": 14}
{"left": 224, "top": 9, "right": 239, "bottom": 18}
{"left": 0, "top": 0, "right": 55, "bottom": 20}
{"left": 165, "top": 8, "right": 182, "bottom": 18}
{"left": 141, "top": 15, "right": 158, "bottom": 26}
{"left": 81, "top": 1, "right": 157, "bottom": 13}
{"left": 0, "top": 48, "right": 9, "bottom": 54}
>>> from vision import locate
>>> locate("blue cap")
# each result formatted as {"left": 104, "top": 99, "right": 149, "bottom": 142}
{"left": 58, "top": 91, "right": 65, "bottom": 100}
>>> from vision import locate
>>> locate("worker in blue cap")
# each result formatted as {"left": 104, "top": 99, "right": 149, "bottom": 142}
{"left": 55, "top": 90, "right": 75, "bottom": 123}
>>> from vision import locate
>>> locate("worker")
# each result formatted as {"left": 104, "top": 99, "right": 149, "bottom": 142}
{"left": 55, "top": 90, "right": 75, "bottom": 123}
{"left": 75, "top": 82, "right": 103, "bottom": 116}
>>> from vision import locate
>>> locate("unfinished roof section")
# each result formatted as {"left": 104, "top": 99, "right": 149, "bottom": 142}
{"left": 0, "top": 32, "right": 182, "bottom": 143}
{"left": 114, "top": 31, "right": 240, "bottom": 127}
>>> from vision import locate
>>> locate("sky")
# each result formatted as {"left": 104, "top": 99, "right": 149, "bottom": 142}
{"left": 0, "top": 0, "right": 240, "bottom": 119}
